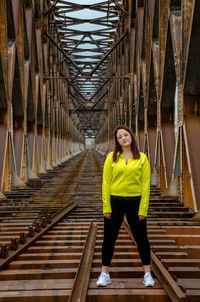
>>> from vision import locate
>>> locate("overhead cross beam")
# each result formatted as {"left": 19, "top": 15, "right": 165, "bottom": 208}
{"left": 69, "top": 109, "right": 107, "bottom": 115}
{"left": 89, "top": 32, "right": 127, "bottom": 76}
{"left": 48, "top": 0, "right": 127, "bottom": 137}
{"left": 45, "top": 76, "right": 130, "bottom": 80}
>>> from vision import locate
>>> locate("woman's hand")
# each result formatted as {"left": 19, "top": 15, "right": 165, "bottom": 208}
{"left": 104, "top": 212, "right": 111, "bottom": 219}
{"left": 139, "top": 215, "right": 146, "bottom": 221}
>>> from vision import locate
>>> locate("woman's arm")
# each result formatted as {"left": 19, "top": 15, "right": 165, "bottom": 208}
{"left": 138, "top": 154, "right": 151, "bottom": 217}
{"left": 102, "top": 153, "right": 113, "bottom": 214}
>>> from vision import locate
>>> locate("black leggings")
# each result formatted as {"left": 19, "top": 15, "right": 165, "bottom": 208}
{"left": 102, "top": 196, "right": 151, "bottom": 266}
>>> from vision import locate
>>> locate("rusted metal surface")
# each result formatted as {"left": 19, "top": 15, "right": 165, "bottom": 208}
{"left": 138, "top": 130, "right": 144, "bottom": 152}
{"left": 69, "top": 222, "right": 97, "bottom": 302}
{"left": 184, "top": 116, "right": 200, "bottom": 211}
{"left": 0, "top": 0, "right": 200, "bottom": 214}
{"left": 148, "top": 128, "right": 157, "bottom": 174}
{"left": 45, "top": 0, "right": 130, "bottom": 139}
{"left": 161, "top": 124, "right": 175, "bottom": 188}
{"left": 151, "top": 252, "right": 186, "bottom": 302}
{"left": 0, "top": 0, "right": 86, "bottom": 194}
{"left": 0, "top": 125, "right": 7, "bottom": 186}
{"left": 93, "top": 1, "right": 200, "bottom": 214}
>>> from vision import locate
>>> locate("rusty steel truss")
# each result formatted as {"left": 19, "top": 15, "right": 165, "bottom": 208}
{"left": 0, "top": 0, "right": 200, "bottom": 216}
{"left": 96, "top": 0, "right": 200, "bottom": 215}
{"left": 45, "top": 0, "right": 131, "bottom": 138}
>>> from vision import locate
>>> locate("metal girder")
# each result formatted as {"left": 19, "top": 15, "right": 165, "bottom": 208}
{"left": 80, "top": 128, "right": 100, "bottom": 131}
{"left": 111, "top": 0, "right": 128, "bottom": 15}
{"left": 68, "top": 90, "right": 85, "bottom": 109}
{"left": 46, "top": 0, "right": 128, "bottom": 137}
{"left": 68, "top": 223, "right": 97, "bottom": 302}
{"left": 89, "top": 32, "right": 127, "bottom": 76}
{"left": 89, "top": 77, "right": 111, "bottom": 101}
{"left": 45, "top": 76, "right": 129, "bottom": 80}
{"left": 0, "top": 0, "right": 199, "bottom": 223}
{"left": 91, "top": 90, "right": 108, "bottom": 110}
{"left": 44, "top": 0, "right": 58, "bottom": 16}
{"left": 44, "top": 31, "right": 84, "bottom": 76}
{"left": 63, "top": 75, "right": 88, "bottom": 105}
{"left": 69, "top": 109, "right": 107, "bottom": 115}
{"left": 67, "top": 36, "right": 85, "bottom": 56}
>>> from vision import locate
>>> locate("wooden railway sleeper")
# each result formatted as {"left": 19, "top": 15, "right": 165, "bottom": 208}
{"left": 123, "top": 220, "right": 186, "bottom": 302}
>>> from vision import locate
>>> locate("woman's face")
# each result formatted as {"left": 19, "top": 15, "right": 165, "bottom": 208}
{"left": 116, "top": 129, "right": 132, "bottom": 148}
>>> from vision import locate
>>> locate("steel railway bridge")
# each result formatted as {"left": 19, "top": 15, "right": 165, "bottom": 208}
{"left": 0, "top": 0, "right": 200, "bottom": 301}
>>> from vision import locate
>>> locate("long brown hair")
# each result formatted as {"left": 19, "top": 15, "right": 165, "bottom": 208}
{"left": 113, "top": 125, "right": 140, "bottom": 162}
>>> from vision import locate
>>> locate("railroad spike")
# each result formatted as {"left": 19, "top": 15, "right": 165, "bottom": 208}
{"left": 41, "top": 217, "right": 47, "bottom": 228}
{"left": 46, "top": 214, "right": 52, "bottom": 224}
{"left": 28, "top": 226, "right": 34, "bottom": 237}
{"left": 19, "top": 232, "right": 26, "bottom": 244}
{"left": 10, "top": 238, "right": 18, "bottom": 250}
{"left": 34, "top": 222, "right": 42, "bottom": 233}
{"left": 0, "top": 245, "right": 8, "bottom": 258}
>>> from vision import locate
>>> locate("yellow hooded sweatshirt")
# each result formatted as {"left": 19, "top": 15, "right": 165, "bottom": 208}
{"left": 102, "top": 151, "right": 151, "bottom": 216}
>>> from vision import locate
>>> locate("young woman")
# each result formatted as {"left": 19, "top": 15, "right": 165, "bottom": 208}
{"left": 96, "top": 125, "right": 155, "bottom": 287}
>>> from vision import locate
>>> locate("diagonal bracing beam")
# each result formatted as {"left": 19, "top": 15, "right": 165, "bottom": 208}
{"left": 89, "top": 32, "right": 127, "bottom": 76}
{"left": 90, "top": 90, "right": 108, "bottom": 110}
{"left": 89, "top": 76, "right": 112, "bottom": 101}
{"left": 44, "top": 0, "right": 58, "bottom": 16}
{"left": 44, "top": 31, "right": 84, "bottom": 75}
{"left": 63, "top": 74, "right": 88, "bottom": 104}
{"left": 111, "top": 0, "right": 128, "bottom": 15}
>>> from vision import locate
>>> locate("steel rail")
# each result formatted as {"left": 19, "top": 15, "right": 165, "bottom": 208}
{"left": 0, "top": 202, "right": 77, "bottom": 270}
{"left": 68, "top": 222, "right": 97, "bottom": 302}
{"left": 151, "top": 250, "right": 186, "bottom": 302}
{"left": 123, "top": 219, "right": 186, "bottom": 302}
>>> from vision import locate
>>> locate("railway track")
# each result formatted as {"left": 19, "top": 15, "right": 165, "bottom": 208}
{"left": 0, "top": 151, "right": 86, "bottom": 252}
{"left": 0, "top": 150, "right": 199, "bottom": 301}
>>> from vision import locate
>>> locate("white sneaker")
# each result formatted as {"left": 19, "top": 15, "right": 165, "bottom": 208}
{"left": 96, "top": 272, "right": 111, "bottom": 287}
{"left": 143, "top": 272, "right": 155, "bottom": 287}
